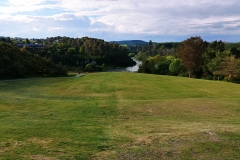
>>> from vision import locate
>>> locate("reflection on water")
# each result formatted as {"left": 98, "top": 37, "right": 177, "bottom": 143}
{"left": 106, "top": 58, "right": 142, "bottom": 72}
{"left": 125, "top": 58, "right": 142, "bottom": 72}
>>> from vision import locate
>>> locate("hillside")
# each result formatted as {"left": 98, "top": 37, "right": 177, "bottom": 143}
{"left": 0, "top": 72, "right": 240, "bottom": 159}
{"left": 111, "top": 40, "right": 150, "bottom": 45}
{"left": 0, "top": 42, "right": 67, "bottom": 78}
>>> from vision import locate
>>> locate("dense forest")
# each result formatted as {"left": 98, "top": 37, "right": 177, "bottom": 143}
{"left": 1, "top": 35, "right": 240, "bottom": 81}
{"left": 137, "top": 37, "right": 240, "bottom": 82}
{"left": 38, "top": 36, "right": 136, "bottom": 68}
{"left": 0, "top": 36, "right": 136, "bottom": 79}
{"left": 0, "top": 42, "right": 67, "bottom": 78}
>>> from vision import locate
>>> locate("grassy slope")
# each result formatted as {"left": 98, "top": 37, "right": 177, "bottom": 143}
{"left": 0, "top": 72, "right": 240, "bottom": 159}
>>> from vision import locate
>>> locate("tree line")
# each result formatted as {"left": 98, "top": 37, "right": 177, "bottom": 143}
{"left": 1, "top": 35, "right": 240, "bottom": 81}
{"left": 138, "top": 37, "right": 240, "bottom": 82}
{"left": 0, "top": 42, "right": 67, "bottom": 78}
{"left": 0, "top": 36, "right": 136, "bottom": 79}
{"left": 28, "top": 36, "right": 136, "bottom": 70}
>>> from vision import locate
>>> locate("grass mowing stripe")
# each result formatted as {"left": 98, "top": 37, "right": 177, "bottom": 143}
{"left": 0, "top": 72, "right": 240, "bottom": 159}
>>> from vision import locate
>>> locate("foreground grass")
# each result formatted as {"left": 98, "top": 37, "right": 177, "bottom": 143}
{"left": 0, "top": 72, "right": 240, "bottom": 159}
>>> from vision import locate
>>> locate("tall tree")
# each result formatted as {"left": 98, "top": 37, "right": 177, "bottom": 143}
{"left": 230, "top": 47, "right": 240, "bottom": 58}
{"left": 202, "top": 40, "right": 226, "bottom": 77}
{"left": 213, "top": 55, "right": 240, "bottom": 82}
{"left": 169, "top": 58, "right": 186, "bottom": 75}
{"left": 177, "top": 36, "right": 207, "bottom": 78}
{"left": 148, "top": 40, "right": 153, "bottom": 46}
{"left": 25, "top": 38, "right": 30, "bottom": 44}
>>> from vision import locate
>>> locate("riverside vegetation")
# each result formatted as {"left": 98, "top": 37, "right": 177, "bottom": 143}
{"left": 0, "top": 36, "right": 136, "bottom": 79}
{"left": 0, "top": 72, "right": 240, "bottom": 159}
{"left": 1, "top": 36, "right": 240, "bottom": 82}
{"left": 137, "top": 37, "right": 240, "bottom": 81}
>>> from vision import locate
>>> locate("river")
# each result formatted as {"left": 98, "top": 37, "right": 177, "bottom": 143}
{"left": 106, "top": 58, "right": 142, "bottom": 72}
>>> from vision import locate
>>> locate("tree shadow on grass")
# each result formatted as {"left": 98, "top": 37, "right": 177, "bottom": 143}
{"left": 232, "top": 80, "right": 240, "bottom": 84}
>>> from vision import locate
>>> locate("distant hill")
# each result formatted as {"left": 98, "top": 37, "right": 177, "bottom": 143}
{"left": 111, "top": 40, "right": 154, "bottom": 45}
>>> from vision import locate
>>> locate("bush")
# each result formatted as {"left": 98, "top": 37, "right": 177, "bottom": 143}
{"left": 86, "top": 63, "right": 95, "bottom": 69}
{"left": 206, "top": 75, "right": 213, "bottom": 80}
{"left": 128, "top": 53, "right": 135, "bottom": 57}
{"left": 179, "top": 71, "right": 189, "bottom": 77}
{"left": 95, "top": 65, "right": 103, "bottom": 71}
{"left": 86, "top": 63, "right": 103, "bottom": 71}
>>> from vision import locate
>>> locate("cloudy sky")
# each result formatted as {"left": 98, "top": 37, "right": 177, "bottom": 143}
{"left": 0, "top": 0, "right": 240, "bottom": 42}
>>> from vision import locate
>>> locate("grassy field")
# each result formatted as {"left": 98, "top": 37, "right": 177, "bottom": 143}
{"left": 0, "top": 72, "right": 240, "bottom": 159}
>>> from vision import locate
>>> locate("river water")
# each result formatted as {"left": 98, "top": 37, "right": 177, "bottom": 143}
{"left": 106, "top": 58, "right": 142, "bottom": 72}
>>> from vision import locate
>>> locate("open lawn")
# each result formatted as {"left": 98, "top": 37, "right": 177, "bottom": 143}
{"left": 0, "top": 72, "right": 240, "bottom": 159}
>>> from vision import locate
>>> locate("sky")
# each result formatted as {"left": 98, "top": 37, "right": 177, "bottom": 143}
{"left": 0, "top": 0, "right": 240, "bottom": 42}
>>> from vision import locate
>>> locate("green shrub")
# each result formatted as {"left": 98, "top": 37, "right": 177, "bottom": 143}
{"left": 86, "top": 63, "right": 95, "bottom": 69}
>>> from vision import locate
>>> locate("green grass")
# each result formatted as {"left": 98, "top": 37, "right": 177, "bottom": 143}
{"left": 0, "top": 72, "right": 240, "bottom": 159}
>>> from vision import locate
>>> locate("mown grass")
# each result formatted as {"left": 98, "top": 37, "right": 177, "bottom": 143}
{"left": 0, "top": 72, "right": 240, "bottom": 159}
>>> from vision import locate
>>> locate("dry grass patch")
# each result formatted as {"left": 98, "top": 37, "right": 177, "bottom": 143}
{"left": 30, "top": 155, "right": 55, "bottom": 160}
{"left": 28, "top": 138, "right": 52, "bottom": 147}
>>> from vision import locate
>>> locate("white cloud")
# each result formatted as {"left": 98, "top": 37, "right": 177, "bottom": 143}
{"left": 8, "top": 0, "right": 45, "bottom": 6}
{"left": 0, "top": 0, "right": 240, "bottom": 41}
{"left": 53, "top": 14, "right": 76, "bottom": 21}
{"left": 0, "top": 0, "right": 57, "bottom": 14}
{"left": 51, "top": 27, "right": 64, "bottom": 30}
{"left": 32, "top": 28, "right": 38, "bottom": 31}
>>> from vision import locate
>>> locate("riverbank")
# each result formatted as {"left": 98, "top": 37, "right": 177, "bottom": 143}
{"left": 105, "top": 58, "right": 142, "bottom": 72}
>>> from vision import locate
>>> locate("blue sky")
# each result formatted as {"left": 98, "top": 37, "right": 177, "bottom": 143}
{"left": 0, "top": 0, "right": 240, "bottom": 42}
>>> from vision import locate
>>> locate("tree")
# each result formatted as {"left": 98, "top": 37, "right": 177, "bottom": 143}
{"left": 25, "top": 38, "right": 30, "bottom": 44}
{"left": 213, "top": 55, "right": 240, "bottom": 82}
{"left": 79, "top": 46, "right": 85, "bottom": 57}
{"left": 0, "top": 42, "right": 67, "bottom": 78}
{"left": 202, "top": 40, "right": 226, "bottom": 77}
{"left": 138, "top": 55, "right": 171, "bottom": 74}
{"left": 67, "top": 48, "right": 77, "bottom": 56}
{"left": 0, "top": 37, "right": 6, "bottom": 42}
{"left": 128, "top": 53, "right": 135, "bottom": 57}
{"left": 209, "top": 40, "right": 225, "bottom": 54}
{"left": 148, "top": 40, "right": 153, "bottom": 46}
{"left": 230, "top": 47, "right": 240, "bottom": 58}
{"left": 169, "top": 58, "right": 186, "bottom": 75}
{"left": 177, "top": 36, "right": 207, "bottom": 78}
{"left": 207, "top": 56, "right": 222, "bottom": 74}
